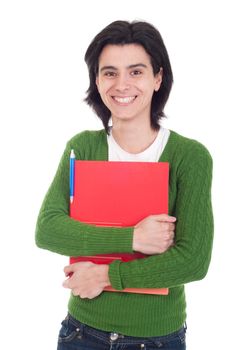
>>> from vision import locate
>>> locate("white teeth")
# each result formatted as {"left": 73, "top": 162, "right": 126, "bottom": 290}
{"left": 113, "top": 96, "right": 136, "bottom": 104}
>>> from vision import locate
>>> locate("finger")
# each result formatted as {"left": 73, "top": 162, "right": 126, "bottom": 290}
{"left": 62, "top": 278, "right": 71, "bottom": 288}
{"left": 164, "top": 231, "right": 174, "bottom": 241}
{"left": 162, "top": 240, "right": 173, "bottom": 251}
{"left": 152, "top": 214, "right": 176, "bottom": 222}
{"left": 72, "top": 288, "right": 80, "bottom": 297}
{"left": 63, "top": 265, "right": 74, "bottom": 276}
{"left": 162, "top": 222, "right": 176, "bottom": 232}
{"left": 63, "top": 274, "right": 77, "bottom": 289}
{"left": 169, "top": 223, "right": 175, "bottom": 231}
{"left": 160, "top": 222, "right": 172, "bottom": 231}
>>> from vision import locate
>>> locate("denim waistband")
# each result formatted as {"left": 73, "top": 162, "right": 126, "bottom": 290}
{"left": 66, "top": 313, "right": 187, "bottom": 346}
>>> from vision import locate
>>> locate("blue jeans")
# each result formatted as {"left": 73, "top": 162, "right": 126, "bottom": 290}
{"left": 57, "top": 314, "right": 187, "bottom": 349}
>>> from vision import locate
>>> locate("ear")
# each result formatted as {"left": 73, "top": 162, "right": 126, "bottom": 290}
{"left": 154, "top": 67, "right": 163, "bottom": 92}
{"left": 96, "top": 76, "right": 99, "bottom": 90}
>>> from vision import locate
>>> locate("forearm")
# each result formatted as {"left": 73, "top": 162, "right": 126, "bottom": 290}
{"left": 109, "top": 144, "right": 214, "bottom": 290}
{"left": 109, "top": 223, "right": 213, "bottom": 290}
{"left": 63, "top": 262, "right": 110, "bottom": 299}
{"left": 35, "top": 138, "right": 134, "bottom": 256}
{"left": 36, "top": 208, "right": 134, "bottom": 256}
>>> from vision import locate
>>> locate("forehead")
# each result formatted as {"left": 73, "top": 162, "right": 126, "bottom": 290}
{"left": 98, "top": 44, "right": 152, "bottom": 67}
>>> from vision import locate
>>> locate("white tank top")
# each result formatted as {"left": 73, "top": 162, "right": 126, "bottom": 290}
{"left": 107, "top": 126, "right": 170, "bottom": 162}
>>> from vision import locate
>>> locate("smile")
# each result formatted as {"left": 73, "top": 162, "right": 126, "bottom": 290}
{"left": 112, "top": 96, "right": 137, "bottom": 104}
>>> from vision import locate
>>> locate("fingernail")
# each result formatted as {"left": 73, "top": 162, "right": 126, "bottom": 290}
{"left": 63, "top": 280, "right": 68, "bottom": 287}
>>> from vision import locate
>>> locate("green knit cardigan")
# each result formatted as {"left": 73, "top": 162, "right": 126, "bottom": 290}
{"left": 35, "top": 129, "right": 214, "bottom": 337}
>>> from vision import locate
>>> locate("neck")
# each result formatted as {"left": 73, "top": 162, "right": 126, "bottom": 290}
{"left": 111, "top": 120, "right": 159, "bottom": 154}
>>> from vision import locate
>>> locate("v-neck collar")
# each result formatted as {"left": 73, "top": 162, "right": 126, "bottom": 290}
{"left": 99, "top": 129, "right": 178, "bottom": 162}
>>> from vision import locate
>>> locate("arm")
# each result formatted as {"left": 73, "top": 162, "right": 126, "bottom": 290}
{"left": 35, "top": 137, "right": 134, "bottom": 257}
{"left": 108, "top": 144, "right": 214, "bottom": 290}
{"left": 62, "top": 214, "right": 175, "bottom": 299}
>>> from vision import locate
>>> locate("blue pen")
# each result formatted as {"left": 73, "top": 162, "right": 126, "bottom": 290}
{"left": 70, "top": 149, "right": 75, "bottom": 203}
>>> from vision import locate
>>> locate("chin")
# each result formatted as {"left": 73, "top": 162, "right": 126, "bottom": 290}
{"left": 112, "top": 114, "right": 138, "bottom": 122}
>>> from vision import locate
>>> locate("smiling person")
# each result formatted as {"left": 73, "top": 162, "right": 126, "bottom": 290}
{"left": 35, "top": 20, "right": 214, "bottom": 350}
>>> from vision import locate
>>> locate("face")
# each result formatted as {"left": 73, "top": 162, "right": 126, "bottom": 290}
{"left": 96, "top": 44, "right": 162, "bottom": 125}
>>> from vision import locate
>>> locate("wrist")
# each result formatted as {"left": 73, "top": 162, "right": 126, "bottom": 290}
{"left": 98, "top": 264, "right": 110, "bottom": 287}
{"left": 132, "top": 226, "right": 139, "bottom": 251}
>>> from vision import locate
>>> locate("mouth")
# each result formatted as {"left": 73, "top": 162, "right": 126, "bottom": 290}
{"left": 112, "top": 96, "right": 137, "bottom": 105}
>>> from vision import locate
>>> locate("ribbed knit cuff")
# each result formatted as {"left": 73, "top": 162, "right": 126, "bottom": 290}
{"left": 108, "top": 260, "right": 124, "bottom": 290}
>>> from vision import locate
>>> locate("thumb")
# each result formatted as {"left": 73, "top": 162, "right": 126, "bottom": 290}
{"left": 153, "top": 214, "right": 176, "bottom": 222}
{"left": 63, "top": 264, "right": 74, "bottom": 277}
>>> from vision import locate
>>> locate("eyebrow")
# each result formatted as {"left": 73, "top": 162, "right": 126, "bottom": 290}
{"left": 99, "top": 63, "right": 148, "bottom": 73}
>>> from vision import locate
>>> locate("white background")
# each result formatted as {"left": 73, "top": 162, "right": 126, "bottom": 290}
{"left": 0, "top": 1, "right": 231, "bottom": 349}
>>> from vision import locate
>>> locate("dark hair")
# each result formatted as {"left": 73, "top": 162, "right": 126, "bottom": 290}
{"left": 84, "top": 20, "right": 173, "bottom": 133}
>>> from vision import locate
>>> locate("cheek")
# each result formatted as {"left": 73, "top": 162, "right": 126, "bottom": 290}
{"left": 98, "top": 88, "right": 112, "bottom": 107}
{"left": 140, "top": 85, "right": 155, "bottom": 99}
{"left": 136, "top": 79, "right": 155, "bottom": 93}
{"left": 98, "top": 81, "right": 112, "bottom": 96}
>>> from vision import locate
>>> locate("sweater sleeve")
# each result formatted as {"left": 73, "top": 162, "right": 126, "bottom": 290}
{"left": 108, "top": 142, "right": 214, "bottom": 290}
{"left": 35, "top": 137, "right": 133, "bottom": 256}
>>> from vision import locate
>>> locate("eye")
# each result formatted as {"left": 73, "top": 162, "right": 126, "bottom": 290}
{"left": 131, "top": 70, "right": 142, "bottom": 76}
{"left": 104, "top": 71, "right": 117, "bottom": 77}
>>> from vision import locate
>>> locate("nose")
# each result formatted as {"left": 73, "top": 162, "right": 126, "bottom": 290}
{"left": 114, "top": 73, "right": 130, "bottom": 92}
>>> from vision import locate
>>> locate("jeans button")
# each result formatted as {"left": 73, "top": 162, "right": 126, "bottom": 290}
{"left": 110, "top": 333, "right": 119, "bottom": 341}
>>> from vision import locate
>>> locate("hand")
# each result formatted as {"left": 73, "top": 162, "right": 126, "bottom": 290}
{"left": 133, "top": 214, "right": 176, "bottom": 255}
{"left": 62, "top": 262, "right": 110, "bottom": 299}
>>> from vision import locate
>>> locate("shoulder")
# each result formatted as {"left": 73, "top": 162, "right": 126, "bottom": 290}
{"left": 66, "top": 129, "right": 107, "bottom": 159}
{"left": 169, "top": 130, "right": 213, "bottom": 166}
{"left": 68, "top": 129, "right": 105, "bottom": 145}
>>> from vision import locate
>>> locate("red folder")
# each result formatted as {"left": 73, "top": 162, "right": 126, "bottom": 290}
{"left": 70, "top": 161, "right": 169, "bottom": 295}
